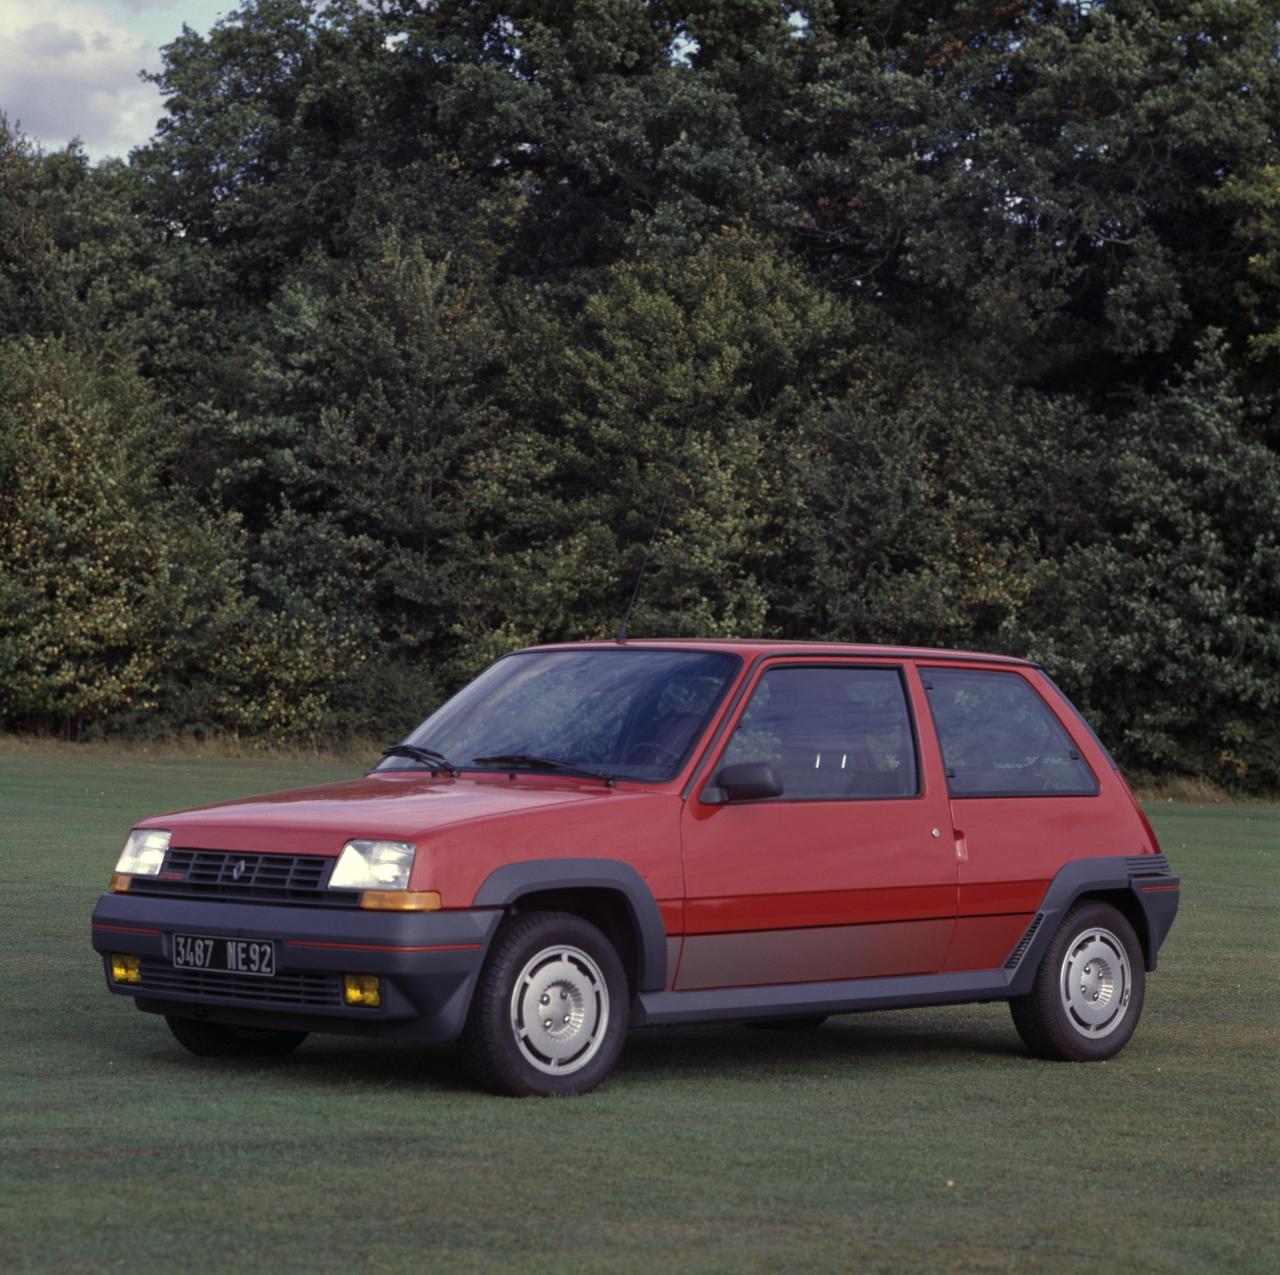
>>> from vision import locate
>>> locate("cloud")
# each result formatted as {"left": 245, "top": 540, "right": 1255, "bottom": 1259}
{"left": 22, "top": 24, "right": 89, "bottom": 58}
{"left": 0, "top": 0, "right": 165, "bottom": 157}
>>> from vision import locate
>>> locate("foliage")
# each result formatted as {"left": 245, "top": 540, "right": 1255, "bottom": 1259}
{"left": 199, "top": 227, "right": 508, "bottom": 734}
{"left": 0, "top": 117, "right": 61, "bottom": 339}
{"left": 0, "top": 341, "right": 357, "bottom": 741}
{"left": 1006, "top": 339, "right": 1280, "bottom": 789}
{"left": 0, "top": 341, "right": 243, "bottom": 733}
{"left": 0, "top": 1, "right": 1277, "bottom": 782}
{"left": 451, "top": 230, "right": 849, "bottom": 662}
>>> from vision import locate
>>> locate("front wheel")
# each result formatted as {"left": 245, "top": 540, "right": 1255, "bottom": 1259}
{"left": 459, "top": 911, "right": 629, "bottom": 1096}
{"left": 165, "top": 1016, "right": 308, "bottom": 1058}
{"left": 1009, "top": 901, "right": 1145, "bottom": 1062}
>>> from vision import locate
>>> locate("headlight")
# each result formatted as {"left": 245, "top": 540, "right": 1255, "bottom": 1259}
{"left": 115, "top": 829, "right": 170, "bottom": 876}
{"left": 328, "top": 840, "right": 416, "bottom": 890}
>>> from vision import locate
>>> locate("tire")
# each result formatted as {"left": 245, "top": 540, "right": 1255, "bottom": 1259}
{"left": 459, "top": 910, "right": 629, "bottom": 1097}
{"left": 1009, "top": 900, "right": 1145, "bottom": 1062}
{"left": 165, "top": 1015, "right": 308, "bottom": 1058}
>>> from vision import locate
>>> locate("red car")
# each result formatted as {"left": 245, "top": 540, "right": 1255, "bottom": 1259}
{"left": 92, "top": 640, "right": 1179, "bottom": 1095}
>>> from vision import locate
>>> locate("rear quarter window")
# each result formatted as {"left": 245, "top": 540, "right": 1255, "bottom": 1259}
{"left": 922, "top": 668, "right": 1098, "bottom": 798}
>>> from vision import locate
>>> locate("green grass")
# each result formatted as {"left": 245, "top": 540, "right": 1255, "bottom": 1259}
{"left": 0, "top": 748, "right": 1275, "bottom": 1273}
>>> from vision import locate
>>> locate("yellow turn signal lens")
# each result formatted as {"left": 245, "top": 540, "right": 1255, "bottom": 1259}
{"left": 110, "top": 954, "right": 141, "bottom": 984}
{"left": 359, "top": 890, "right": 442, "bottom": 911}
{"left": 343, "top": 974, "right": 381, "bottom": 1007}
{"left": 108, "top": 874, "right": 132, "bottom": 893}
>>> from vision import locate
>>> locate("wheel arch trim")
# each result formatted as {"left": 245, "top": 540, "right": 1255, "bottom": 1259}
{"left": 471, "top": 858, "right": 668, "bottom": 992}
{"left": 1005, "top": 855, "right": 1180, "bottom": 993}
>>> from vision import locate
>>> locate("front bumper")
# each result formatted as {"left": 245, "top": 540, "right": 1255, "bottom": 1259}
{"left": 91, "top": 892, "right": 502, "bottom": 1044}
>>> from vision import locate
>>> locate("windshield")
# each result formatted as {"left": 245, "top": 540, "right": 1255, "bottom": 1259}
{"left": 378, "top": 649, "right": 741, "bottom": 783}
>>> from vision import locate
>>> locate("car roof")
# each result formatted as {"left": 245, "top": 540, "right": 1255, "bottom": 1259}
{"left": 517, "top": 638, "right": 1036, "bottom": 667}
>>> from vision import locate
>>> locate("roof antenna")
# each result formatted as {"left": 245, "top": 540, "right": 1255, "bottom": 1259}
{"left": 616, "top": 401, "right": 701, "bottom": 644}
{"left": 616, "top": 486, "right": 673, "bottom": 644}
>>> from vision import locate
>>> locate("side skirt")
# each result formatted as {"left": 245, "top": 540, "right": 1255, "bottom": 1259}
{"left": 633, "top": 968, "right": 1012, "bottom": 1028}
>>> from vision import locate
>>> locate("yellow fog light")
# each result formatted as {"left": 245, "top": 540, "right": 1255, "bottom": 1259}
{"left": 359, "top": 890, "right": 442, "bottom": 911}
{"left": 108, "top": 873, "right": 132, "bottom": 893}
{"left": 110, "top": 954, "right": 141, "bottom": 984}
{"left": 343, "top": 974, "right": 381, "bottom": 1008}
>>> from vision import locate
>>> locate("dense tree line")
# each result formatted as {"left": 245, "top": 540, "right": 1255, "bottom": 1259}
{"left": 1, "top": 0, "right": 1278, "bottom": 788}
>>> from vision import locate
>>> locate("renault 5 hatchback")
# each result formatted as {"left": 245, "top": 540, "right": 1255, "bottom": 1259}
{"left": 92, "top": 641, "right": 1179, "bottom": 1095}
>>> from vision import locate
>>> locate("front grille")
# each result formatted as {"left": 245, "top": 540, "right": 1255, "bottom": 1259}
{"left": 137, "top": 959, "right": 342, "bottom": 1007}
{"left": 129, "top": 849, "right": 360, "bottom": 907}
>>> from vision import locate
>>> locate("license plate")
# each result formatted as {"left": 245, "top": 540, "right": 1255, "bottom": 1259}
{"left": 172, "top": 933, "right": 276, "bottom": 977}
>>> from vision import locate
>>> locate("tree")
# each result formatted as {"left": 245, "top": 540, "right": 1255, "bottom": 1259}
{"left": 448, "top": 229, "right": 854, "bottom": 667}
{"left": 778, "top": 1, "right": 1280, "bottom": 390}
{"left": 200, "top": 228, "right": 507, "bottom": 732}
{"left": 0, "top": 341, "right": 246, "bottom": 734}
{"left": 2, "top": 1, "right": 1277, "bottom": 786}
{"left": 0, "top": 118, "right": 62, "bottom": 340}
{"left": 1005, "top": 339, "right": 1280, "bottom": 788}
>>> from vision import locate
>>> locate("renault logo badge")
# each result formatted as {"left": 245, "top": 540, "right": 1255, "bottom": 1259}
{"left": 231, "top": 859, "right": 247, "bottom": 881}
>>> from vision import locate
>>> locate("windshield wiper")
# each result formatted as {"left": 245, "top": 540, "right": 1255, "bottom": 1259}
{"left": 471, "top": 753, "right": 615, "bottom": 788}
{"left": 381, "top": 743, "right": 458, "bottom": 775}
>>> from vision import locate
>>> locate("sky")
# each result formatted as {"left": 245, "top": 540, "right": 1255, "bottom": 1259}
{"left": 0, "top": 1, "right": 232, "bottom": 159}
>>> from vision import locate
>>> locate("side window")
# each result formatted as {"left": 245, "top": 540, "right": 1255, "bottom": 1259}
{"left": 722, "top": 666, "right": 918, "bottom": 800}
{"left": 923, "top": 668, "right": 1098, "bottom": 797}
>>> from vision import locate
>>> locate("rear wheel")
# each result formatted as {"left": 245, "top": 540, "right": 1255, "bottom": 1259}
{"left": 1009, "top": 901, "right": 1145, "bottom": 1062}
{"left": 165, "top": 1016, "right": 308, "bottom": 1058}
{"left": 459, "top": 911, "right": 628, "bottom": 1097}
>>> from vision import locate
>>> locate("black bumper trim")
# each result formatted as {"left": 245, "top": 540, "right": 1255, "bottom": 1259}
{"left": 91, "top": 892, "right": 501, "bottom": 1044}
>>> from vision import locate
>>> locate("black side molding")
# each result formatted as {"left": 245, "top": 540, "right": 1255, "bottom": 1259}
{"left": 472, "top": 858, "right": 669, "bottom": 992}
{"left": 636, "top": 969, "right": 1009, "bottom": 1027}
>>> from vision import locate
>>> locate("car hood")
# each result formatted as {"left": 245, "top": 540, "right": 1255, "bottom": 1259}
{"left": 139, "top": 771, "right": 658, "bottom": 856}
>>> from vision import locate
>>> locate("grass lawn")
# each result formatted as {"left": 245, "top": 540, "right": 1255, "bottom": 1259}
{"left": 0, "top": 748, "right": 1275, "bottom": 1273}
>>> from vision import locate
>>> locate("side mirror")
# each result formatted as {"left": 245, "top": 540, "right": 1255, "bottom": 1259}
{"left": 702, "top": 762, "right": 783, "bottom": 805}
